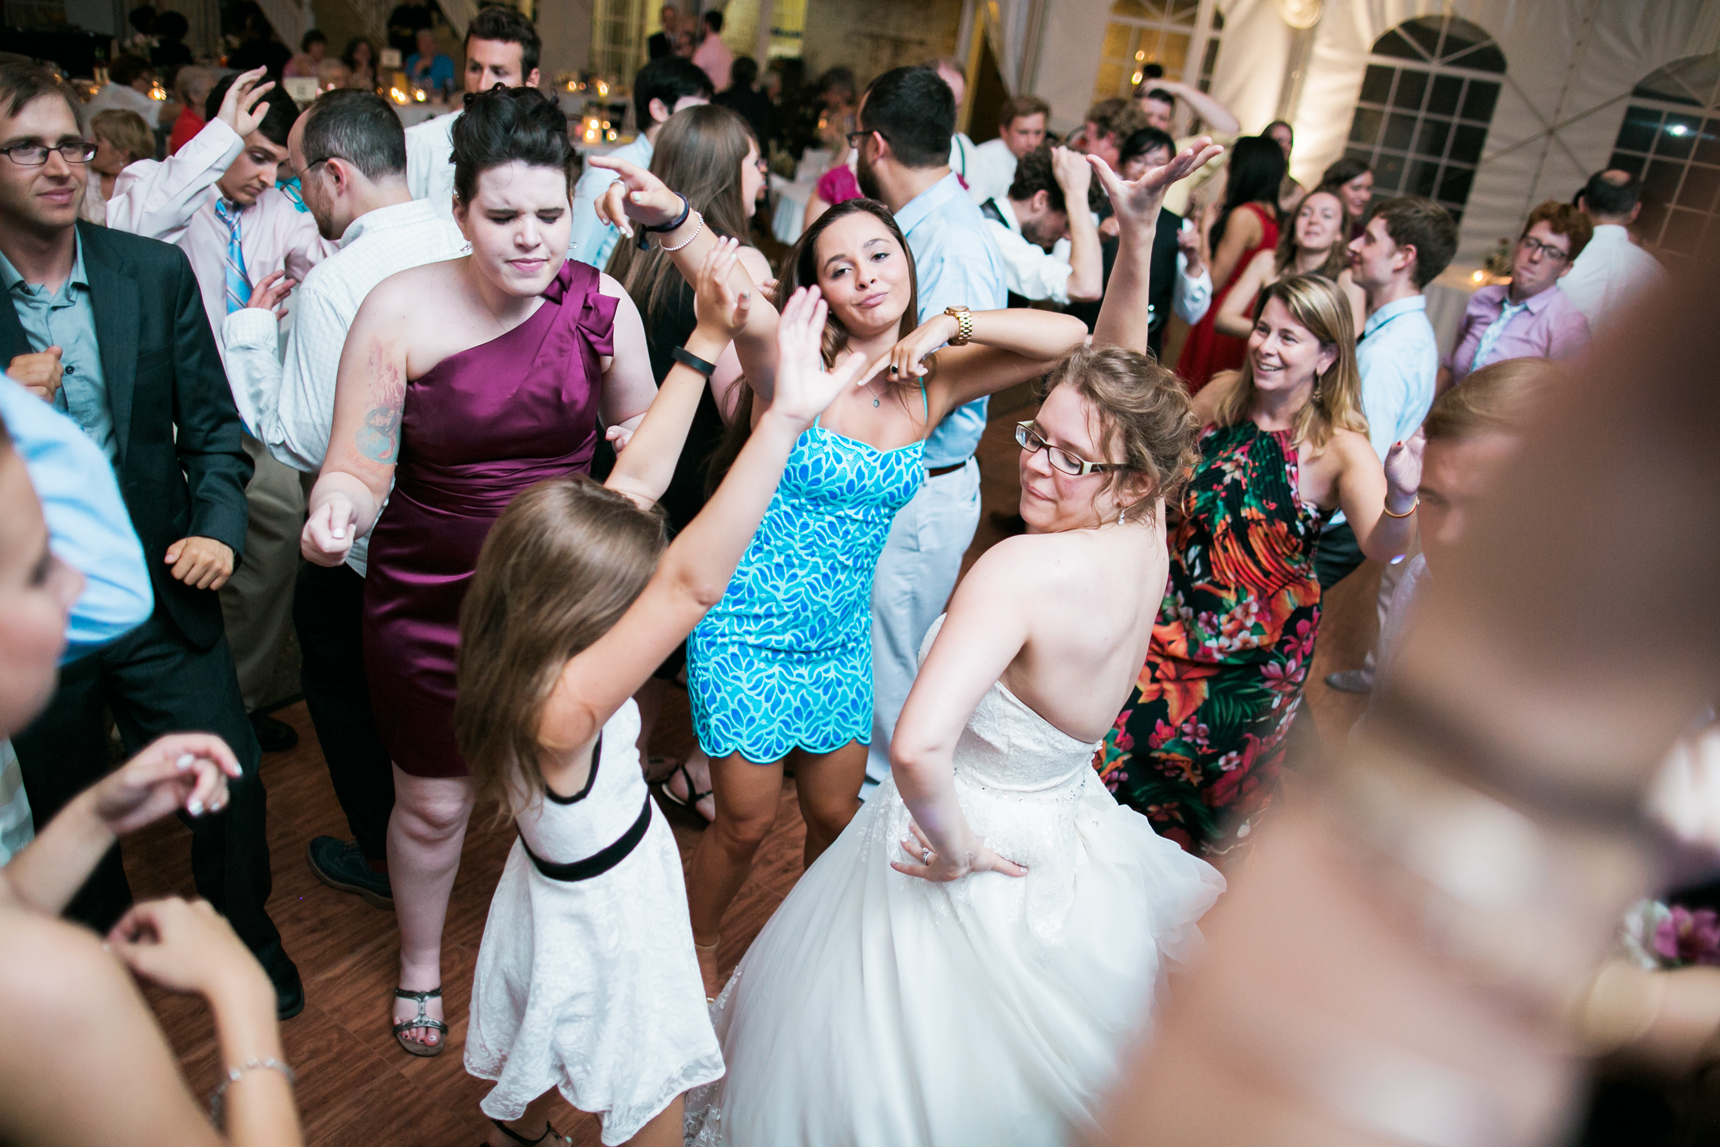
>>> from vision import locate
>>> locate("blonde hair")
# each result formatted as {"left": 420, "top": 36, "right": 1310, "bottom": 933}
{"left": 1212, "top": 273, "right": 1366, "bottom": 452}
{"left": 90, "top": 108, "right": 153, "bottom": 165}
{"left": 1039, "top": 344, "right": 1199, "bottom": 521}
{"left": 456, "top": 477, "right": 667, "bottom": 818}
{"left": 1423, "top": 356, "right": 1553, "bottom": 442}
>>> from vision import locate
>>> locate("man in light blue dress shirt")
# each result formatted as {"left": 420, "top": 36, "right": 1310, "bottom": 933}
{"left": 853, "top": 67, "right": 1008, "bottom": 795}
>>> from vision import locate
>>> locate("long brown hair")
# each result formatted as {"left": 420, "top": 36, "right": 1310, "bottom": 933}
{"left": 1273, "top": 188, "right": 1349, "bottom": 280}
{"left": 1212, "top": 273, "right": 1366, "bottom": 452}
{"left": 456, "top": 477, "right": 667, "bottom": 818}
{"left": 605, "top": 104, "right": 758, "bottom": 328}
{"left": 707, "top": 197, "right": 923, "bottom": 493}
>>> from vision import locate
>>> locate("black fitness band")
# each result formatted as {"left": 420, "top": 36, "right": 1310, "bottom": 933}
{"left": 671, "top": 345, "right": 718, "bottom": 377}
{"left": 635, "top": 191, "right": 691, "bottom": 250}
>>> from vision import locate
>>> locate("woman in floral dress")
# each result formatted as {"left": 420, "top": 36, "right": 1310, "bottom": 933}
{"left": 1096, "top": 275, "right": 1421, "bottom": 857}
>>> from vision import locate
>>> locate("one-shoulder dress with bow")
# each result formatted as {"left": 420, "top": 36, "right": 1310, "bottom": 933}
{"left": 363, "top": 260, "right": 617, "bottom": 778}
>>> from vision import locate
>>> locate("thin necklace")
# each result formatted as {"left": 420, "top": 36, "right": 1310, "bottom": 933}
{"left": 864, "top": 372, "right": 885, "bottom": 407}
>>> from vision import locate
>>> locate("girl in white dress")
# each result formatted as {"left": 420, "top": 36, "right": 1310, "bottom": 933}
{"left": 454, "top": 243, "right": 866, "bottom": 1147}
{"left": 685, "top": 145, "right": 1229, "bottom": 1147}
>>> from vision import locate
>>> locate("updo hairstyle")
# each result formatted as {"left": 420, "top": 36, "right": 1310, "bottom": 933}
{"left": 452, "top": 86, "right": 577, "bottom": 206}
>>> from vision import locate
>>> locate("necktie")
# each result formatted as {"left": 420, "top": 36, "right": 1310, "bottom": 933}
{"left": 214, "top": 199, "right": 251, "bottom": 314}
{"left": 1470, "top": 298, "right": 1529, "bottom": 372}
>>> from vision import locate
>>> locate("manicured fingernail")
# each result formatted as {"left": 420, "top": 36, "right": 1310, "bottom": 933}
{"left": 176, "top": 753, "right": 195, "bottom": 771}
{"left": 187, "top": 798, "right": 204, "bottom": 816}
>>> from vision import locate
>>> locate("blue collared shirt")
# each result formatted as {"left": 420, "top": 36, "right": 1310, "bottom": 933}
{"left": 0, "top": 375, "right": 152, "bottom": 660}
{"left": 568, "top": 134, "right": 655, "bottom": 273}
{"left": 894, "top": 173, "right": 1008, "bottom": 466}
{"left": 0, "top": 236, "right": 115, "bottom": 463}
{"left": 1355, "top": 294, "right": 1439, "bottom": 462}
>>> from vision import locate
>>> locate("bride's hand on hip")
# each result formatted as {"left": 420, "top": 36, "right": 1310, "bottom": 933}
{"left": 891, "top": 819, "right": 1028, "bottom": 883}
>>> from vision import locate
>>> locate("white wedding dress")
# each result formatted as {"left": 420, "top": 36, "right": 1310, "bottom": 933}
{"left": 685, "top": 619, "right": 1225, "bottom": 1146}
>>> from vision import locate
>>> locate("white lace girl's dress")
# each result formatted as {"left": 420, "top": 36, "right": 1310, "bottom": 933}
{"left": 465, "top": 700, "right": 723, "bottom": 1145}
{"left": 685, "top": 618, "right": 1226, "bottom": 1146}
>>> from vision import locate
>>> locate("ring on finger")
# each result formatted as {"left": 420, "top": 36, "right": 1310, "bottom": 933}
{"left": 922, "top": 847, "right": 932, "bottom": 864}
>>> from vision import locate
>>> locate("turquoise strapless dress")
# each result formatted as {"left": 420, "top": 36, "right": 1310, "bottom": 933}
{"left": 687, "top": 421, "right": 925, "bottom": 763}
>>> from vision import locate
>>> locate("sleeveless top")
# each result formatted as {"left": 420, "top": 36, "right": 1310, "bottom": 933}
{"left": 511, "top": 700, "right": 652, "bottom": 877}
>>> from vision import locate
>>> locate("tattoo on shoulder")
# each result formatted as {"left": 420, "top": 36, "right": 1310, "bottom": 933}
{"left": 355, "top": 347, "right": 405, "bottom": 464}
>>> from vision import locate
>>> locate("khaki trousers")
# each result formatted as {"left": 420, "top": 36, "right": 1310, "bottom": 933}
{"left": 220, "top": 433, "right": 306, "bottom": 711}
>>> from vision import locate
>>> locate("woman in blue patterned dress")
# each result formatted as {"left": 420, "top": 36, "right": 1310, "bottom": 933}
{"left": 592, "top": 160, "right": 1088, "bottom": 995}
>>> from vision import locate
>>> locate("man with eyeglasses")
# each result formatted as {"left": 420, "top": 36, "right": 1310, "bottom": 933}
{"left": 0, "top": 60, "right": 304, "bottom": 1018}
{"left": 104, "top": 67, "right": 336, "bottom": 757}
{"left": 1440, "top": 200, "right": 1592, "bottom": 389}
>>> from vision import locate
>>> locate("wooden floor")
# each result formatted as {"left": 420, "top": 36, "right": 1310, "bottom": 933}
{"left": 122, "top": 390, "right": 1382, "bottom": 1146}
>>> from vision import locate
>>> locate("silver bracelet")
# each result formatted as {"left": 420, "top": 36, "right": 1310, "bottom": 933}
{"left": 210, "top": 1057, "right": 296, "bottom": 1128}
{"left": 658, "top": 211, "right": 705, "bottom": 253}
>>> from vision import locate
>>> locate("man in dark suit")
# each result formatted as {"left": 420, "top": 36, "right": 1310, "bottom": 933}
{"left": 647, "top": 3, "right": 679, "bottom": 59}
{"left": 0, "top": 61, "right": 300, "bottom": 1017}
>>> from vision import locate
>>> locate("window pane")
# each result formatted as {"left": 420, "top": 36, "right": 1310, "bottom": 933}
{"left": 1606, "top": 151, "right": 1646, "bottom": 176}
{"left": 1676, "top": 163, "right": 1720, "bottom": 212}
{"left": 1447, "top": 43, "right": 1507, "bottom": 74}
{"left": 1359, "top": 64, "right": 1394, "bottom": 105}
{"left": 1643, "top": 158, "right": 1684, "bottom": 208}
{"left": 1383, "top": 112, "right": 1417, "bottom": 151}
{"left": 1392, "top": 69, "right": 1429, "bottom": 110}
{"left": 1664, "top": 206, "right": 1707, "bottom": 252}
{"left": 1449, "top": 123, "right": 1487, "bottom": 164}
{"left": 1345, "top": 147, "right": 1375, "bottom": 168}
{"left": 1110, "top": 0, "right": 1158, "bottom": 15}
{"left": 1461, "top": 81, "right": 1499, "bottom": 122}
{"left": 1416, "top": 117, "right": 1452, "bottom": 157}
{"left": 1168, "top": 0, "right": 1199, "bottom": 20}
{"left": 1161, "top": 31, "right": 1190, "bottom": 74}
{"left": 1637, "top": 199, "right": 1667, "bottom": 246}
{"left": 1406, "top": 158, "right": 1440, "bottom": 196}
{"left": 1437, "top": 166, "right": 1473, "bottom": 205}
{"left": 1438, "top": 19, "right": 1478, "bottom": 61}
{"left": 1614, "top": 105, "right": 1662, "bottom": 154}
{"left": 1696, "top": 120, "right": 1720, "bottom": 167}
{"left": 1095, "top": 62, "right": 1127, "bottom": 99}
{"left": 1101, "top": 22, "right": 1131, "bottom": 60}
{"left": 1374, "top": 153, "right": 1406, "bottom": 192}
{"left": 1348, "top": 108, "right": 1384, "bottom": 146}
{"left": 1654, "top": 113, "right": 1702, "bottom": 160}
{"left": 1427, "top": 74, "right": 1463, "bottom": 116}
{"left": 1403, "top": 17, "right": 1444, "bottom": 58}
{"left": 1373, "top": 30, "right": 1423, "bottom": 62}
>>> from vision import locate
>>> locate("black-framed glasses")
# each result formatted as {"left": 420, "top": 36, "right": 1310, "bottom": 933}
{"left": 846, "top": 129, "right": 881, "bottom": 150}
{"left": 1518, "top": 235, "right": 1571, "bottom": 263}
{"left": 1014, "top": 421, "right": 1119, "bottom": 476}
{"left": 1, "top": 141, "right": 98, "bottom": 166}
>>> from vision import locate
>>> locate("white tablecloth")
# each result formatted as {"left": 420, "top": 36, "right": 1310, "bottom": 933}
{"left": 392, "top": 99, "right": 451, "bottom": 128}
{"left": 771, "top": 173, "right": 819, "bottom": 245}
{"left": 1424, "top": 264, "right": 1504, "bottom": 356}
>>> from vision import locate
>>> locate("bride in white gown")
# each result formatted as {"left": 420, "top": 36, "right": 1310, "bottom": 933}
{"left": 684, "top": 141, "right": 1229, "bottom": 1147}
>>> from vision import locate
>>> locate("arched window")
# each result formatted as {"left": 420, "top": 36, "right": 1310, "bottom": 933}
{"left": 1606, "top": 54, "right": 1720, "bottom": 261}
{"left": 1341, "top": 16, "right": 1505, "bottom": 222}
{"left": 1093, "top": 0, "right": 1224, "bottom": 104}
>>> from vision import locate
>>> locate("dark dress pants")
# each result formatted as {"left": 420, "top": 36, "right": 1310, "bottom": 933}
{"left": 12, "top": 607, "right": 279, "bottom": 953}
{"left": 293, "top": 560, "right": 394, "bottom": 862}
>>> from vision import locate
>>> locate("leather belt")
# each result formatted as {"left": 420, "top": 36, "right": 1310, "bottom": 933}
{"left": 925, "top": 461, "right": 968, "bottom": 478}
{"left": 517, "top": 792, "right": 653, "bottom": 882}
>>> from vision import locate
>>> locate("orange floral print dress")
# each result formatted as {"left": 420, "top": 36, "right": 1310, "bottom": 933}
{"left": 1096, "top": 422, "right": 1324, "bottom": 857}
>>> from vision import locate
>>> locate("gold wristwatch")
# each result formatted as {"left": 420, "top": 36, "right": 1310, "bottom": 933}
{"left": 944, "top": 305, "right": 973, "bottom": 346}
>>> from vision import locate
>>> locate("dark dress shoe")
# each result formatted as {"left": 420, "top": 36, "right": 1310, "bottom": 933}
{"left": 255, "top": 942, "right": 304, "bottom": 1021}
{"left": 307, "top": 836, "right": 393, "bottom": 907}
{"left": 249, "top": 712, "right": 299, "bottom": 753}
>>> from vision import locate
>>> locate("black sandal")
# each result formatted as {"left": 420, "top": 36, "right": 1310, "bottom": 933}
{"left": 482, "top": 1116, "right": 569, "bottom": 1146}
{"left": 660, "top": 759, "right": 714, "bottom": 820}
{"left": 392, "top": 987, "right": 448, "bottom": 1058}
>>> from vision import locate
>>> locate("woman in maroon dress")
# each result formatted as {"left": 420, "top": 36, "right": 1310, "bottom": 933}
{"left": 1177, "top": 135, "right": 1284, "bottom": 391}
{"left": 301, "top": 88, "right": 658, "bottom": 1055}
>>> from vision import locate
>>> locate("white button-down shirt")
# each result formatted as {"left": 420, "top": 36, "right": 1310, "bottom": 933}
{"left": 965, "top": 137, "right": 1018, "bottom": 207}
{"left": 104, "top": 117, "right": 335, "bottom": 357}
{"left": 222, "top": 198, "right": 470, "bottom": 575}
{"left": 404, "top": 109, "right": 461, "bottom": 221}
{"left": 1557, "top": 223, "right": 1668, "bottom": 329}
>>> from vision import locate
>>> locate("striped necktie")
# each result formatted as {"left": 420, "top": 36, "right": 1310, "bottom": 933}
{"left": 214, "top": 199, "right": 251, "bottom": 314}
{"left": 1471, "top": 298, "right": 1530, "bottom": 371}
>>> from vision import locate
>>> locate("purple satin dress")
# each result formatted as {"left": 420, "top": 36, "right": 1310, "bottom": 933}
{"left": 363, "top": 260, "right": 617, "bottom": 778}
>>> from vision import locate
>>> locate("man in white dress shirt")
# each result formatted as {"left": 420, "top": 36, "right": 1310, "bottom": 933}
{"left": 965, "top": 94, "right": 1048, "bottom": 208}
{"left": 403, "top": 6, "right": 542, "bottom": 222}
{"left": 105, "top": 68, "right": 336, "bottom": 752}
{"left": 224, "top": 89, "right": 468, "bottom": 910}
{"left": 977, "top": 143, "right": 1102, "bottom": 306}
{"left": 1562, "top": 169, "right": 1668, "bottom": 330}
{"left": 567, "top": 56, "right": 713, "bottom": 271}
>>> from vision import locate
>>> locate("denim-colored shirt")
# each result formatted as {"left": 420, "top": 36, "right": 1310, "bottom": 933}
{"left": 1334, "top": 293, "right": 1440, "bottom": 529}
{"left": 894, "top": 173, "right": 1008, "bottom": 467}
{"left": 0, "top": 237, "right": 115, "bottom": 462}
{"left": 568, "top": 134, "right": 655, "bottom": 274}
{"left": 0, "top": 375, "right": 152, "bottom": 660}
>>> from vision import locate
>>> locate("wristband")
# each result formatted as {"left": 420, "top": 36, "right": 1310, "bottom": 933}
{"left": 635, "top": 191, "right": 691, "bottom": 250}
{"left": 671, "top": 345, "right": 718, "bottom": 377}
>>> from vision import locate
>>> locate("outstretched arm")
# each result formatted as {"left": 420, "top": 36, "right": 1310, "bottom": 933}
{"left": 878, "top": 308, "right": 1089, "bottom": 425}
{"left": 590, "top": 155, "right": 782, "bottom": 400}
{"left": 1339, "top": 428, "right": 1420, "bottom": 562}
{"left": 535, "top": 287, "right": 867, "bottom": 755}
{"left": 1088, "top": 139, "right": 1225, "bottom": 353}
{"left": 1152, "top": 79, "right": 1241, "bottom": 136}
{"left": 1213, "top": 250, "right": 1272, "bottom": 339}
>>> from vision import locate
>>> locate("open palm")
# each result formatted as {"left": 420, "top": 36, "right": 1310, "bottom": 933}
{"left": 768, "top": 287, "right": 868, "bottom": 427}
{"left": 1089, "top": 137, "right": 1226, "bottom": 227}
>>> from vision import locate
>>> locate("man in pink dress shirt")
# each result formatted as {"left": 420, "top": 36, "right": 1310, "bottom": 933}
{"left": 1440, "top": 199, "right": 1592, "bottom": 389}
{"left": 692, "top": 9, "right": 733, "bottom": 92}
{"left": 105, "top": 68, "right": 335, "bottom": 753}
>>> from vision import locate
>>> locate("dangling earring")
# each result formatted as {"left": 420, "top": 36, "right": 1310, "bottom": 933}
{"left": 1117, "top": 506, "right": 1126, "bottom": 527}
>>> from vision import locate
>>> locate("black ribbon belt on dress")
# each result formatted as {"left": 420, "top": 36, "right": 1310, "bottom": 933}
{"left": 517, "top": 792, "right": 653, "bottom": 882}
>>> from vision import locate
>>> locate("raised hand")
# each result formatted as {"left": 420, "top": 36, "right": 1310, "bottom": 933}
{"left": 587, "top": 155, "right": 685, "bottom": 238}
{"left": 1384, "top": 426, "right": 1425, "bottom": 504}
{"left": 692, "top": 236, "right": 753, "bottom": 341}
{"left": 766, "top": 286, "right": 868, "bottom": 428}
{"left": 890, "top": 819, "right": 1027, "bottom": 883}
{"left": 301, "top": 492, "right": 360, "bottom": 565}
{"left": 217, "top": 67, "right": 275, "bottom": 138}
{"left": 91, "top": 733, "right": 242, "bottom": 833}
{"left": 865, "top": 311, "right": 958, "bottom": 384}
{"left": 1050, "top": 144, "right": 1093, "bottom": 203}
{"left": 1088, "top": 136, "right": 1225, "bottom": 232}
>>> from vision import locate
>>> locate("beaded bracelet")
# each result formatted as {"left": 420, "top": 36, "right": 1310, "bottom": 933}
{"left": 210, "top": 1057, "right": 296, "bottom": 1128}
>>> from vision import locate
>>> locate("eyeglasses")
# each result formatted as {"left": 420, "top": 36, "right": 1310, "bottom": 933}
{"left": 1518, "top": 235, "right": 1571, "bottom": 263}
{"left": 280, "top": 158, "right": 330, "bottom": 212}
{"left": 1, "top": 141, "right": 98, "bottom": 166}
{"left": 846, "top": 129, "right": 882, "bottom": 150}
{"left": 1014, "top": 421, "right": 1120, "bottom": 476}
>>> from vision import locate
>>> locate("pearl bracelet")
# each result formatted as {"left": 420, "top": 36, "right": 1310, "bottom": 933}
{"left": 210, "top": 1057, "right": 296, "bottom": 1128}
